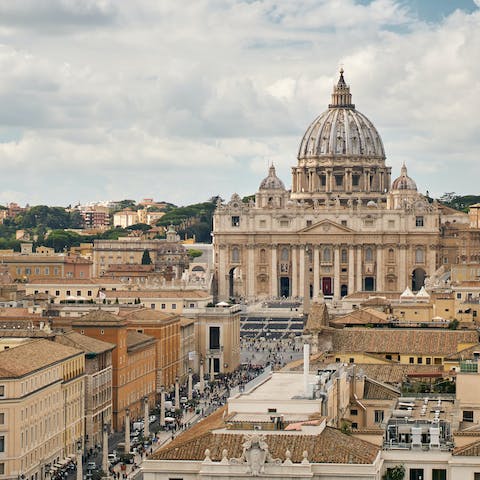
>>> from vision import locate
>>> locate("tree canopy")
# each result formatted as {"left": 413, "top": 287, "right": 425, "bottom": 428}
{"left": 438, "top": 193, "right": 480, "bottom": 212}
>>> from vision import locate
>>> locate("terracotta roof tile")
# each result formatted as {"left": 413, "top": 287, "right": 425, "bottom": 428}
{"left": 103, "top": 290, "right": 210, "bottom": 299}
{"left": 453, "top": 439, "right": 480, "bottom": 456}
{"left": 0, "top": 338, "right": 82, "bottom": 378}
{"left": 331, "top": 329, "right": 478, "bottom": 355}
{"left": 126, "top": 330, "right": 156, "bottom": 350}
{"left": 330, "top": 308, "right": 389, "bottom": 326}
{"left": 154, "top": 426, "right": 379, "bottom": 464}
{"left": 363, "top": 378, "right": 400, "bottom": 400}
{"left": 55, "top": 330, "right": 116, "bottom": 354}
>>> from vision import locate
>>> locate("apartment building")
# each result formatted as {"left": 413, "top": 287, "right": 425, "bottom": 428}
{"left": 70, "top": 311, "right": 156, "bottom": 431}
{"left": 54, "top": 331, "right": 114, "bottom": 451}
{"left": 0, "top": 252, "right": 92, "bottom": 282}
{"left": 0, "top": 339, "right": 84, "bottom": 479}
{"left": 122, "top": 309, "right": 181, "bottom": 391}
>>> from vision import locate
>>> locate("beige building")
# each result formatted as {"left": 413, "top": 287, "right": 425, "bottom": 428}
{"left": 0, "top": 339, "right": 85, "bottom": 479}
{"left": 213, "top": 70, "right": 471, "bottom": 304}
{"left": 92, "top": 227, "right": 189, "bottom": 279}
{"left": 101, "top": 289, "right": 212, "bottom": 313}
{"left": 184, "top": 305, "right": 241, "bottom": 375}
{"left": 54, "top": 331, "right": 114, "bottom": 451}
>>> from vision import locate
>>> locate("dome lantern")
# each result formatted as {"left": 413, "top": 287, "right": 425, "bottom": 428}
{"left": 329, "top": 68, "right": 355, "bottom": 109}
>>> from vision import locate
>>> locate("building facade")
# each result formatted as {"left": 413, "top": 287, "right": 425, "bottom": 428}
{"left": 70, "top": 311, "right": 156, "bottom": 431}
{"left": 54, "top": 331, "right": 114, "bottom": 451}
{"left": 0, "top": 339, "right": 84, "bottom": 480}
{"left": 213, "top": 70, "right": 468, "bottom": 303}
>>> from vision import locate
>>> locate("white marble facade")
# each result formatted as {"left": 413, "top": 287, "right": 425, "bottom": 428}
{"left": 213, "top": 71, "right": 441, "bottom": 302}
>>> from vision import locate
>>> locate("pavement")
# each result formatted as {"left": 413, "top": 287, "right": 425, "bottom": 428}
{"left": 111, "top": 408, "right": 202, "bottom": 479}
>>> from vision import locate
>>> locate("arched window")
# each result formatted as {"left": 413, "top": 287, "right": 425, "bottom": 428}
{"left": 415, "top": 247, "right": 424, "bottom": 264}
{"left": 231, "top": 247, "right": 240, "bottom": 263}
{"left": 260, "top": 249, "right": 266, "bottom": 263}
{"left": 388, "top": 248, "right": 395, "bottom": 263}
{"left": 341, "top": 249, "right": 347, "bottom": 264}
{"left": 281, "top": 248, "right": 289, "bottom": 261}
{"left": 323, "top": 247, "right": 331, "bottom": 262}
{"left": 365, "top": 247, "right": 373, "bottom": 262}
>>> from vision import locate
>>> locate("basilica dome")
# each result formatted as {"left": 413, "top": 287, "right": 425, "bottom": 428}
{"left": 298, "top": 70, "right": 385, "bottom": 159}
{"left": 259, "top": 165, "right": 286, "bottom": 190}
{"left": 391, "top": 164, "right": 417, "bottom": 190}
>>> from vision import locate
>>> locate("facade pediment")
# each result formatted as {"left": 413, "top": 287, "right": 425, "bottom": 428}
{"left": 298, "top": 219, "right": 355, "bottom": 234}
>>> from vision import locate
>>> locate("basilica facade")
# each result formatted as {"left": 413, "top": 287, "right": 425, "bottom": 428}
{"left": 213, "top": 70, "right": 454, "bottom": 302}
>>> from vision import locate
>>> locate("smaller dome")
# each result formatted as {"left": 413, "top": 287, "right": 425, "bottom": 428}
{"left": 259, "top": 165, "right": 285, "bottom": 190}
{"left": 392, "top": 164, "right": 417, "bottom": 191}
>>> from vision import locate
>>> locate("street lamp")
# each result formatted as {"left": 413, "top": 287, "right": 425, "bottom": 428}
{"left": 76, "top": 439, "right": 83, "bottom": 480}
{"left": 175, "top": 376, "right": 180, "bottom": 410}
{"left": 125, "top": 408, "right": 131, "bottom": 454}
{"left": 160, "top": 386, "right": 166, "bottom": 428}
{"left": 187, "top": 368, "right": 193, "bottom": 400}
{"left": 102, "top": 424, "right": 109, "bottom": 476}
{"left": 199, "top": 359, "right": 205, "bottom": 395}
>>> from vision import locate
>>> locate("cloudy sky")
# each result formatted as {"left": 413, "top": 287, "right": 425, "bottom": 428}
{"left": 0, "top": 0, "right": 479, "bottom": 207}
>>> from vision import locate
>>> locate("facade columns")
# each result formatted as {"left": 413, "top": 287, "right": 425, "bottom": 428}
{"left": 247, "top": 244, "right": 255, "bottom": 299}
{"left": 291, "top": 247, "right": 298, "bottom": 297}
{"left": 326, "top": 168, "right": 333, "bottom": 193}
{"left": 299, "top": 246, "right": 305, "bottom": 299}
{"left": 356, "top": 246, "right": 363, "bottom": 292}
{"left": 345, "top": 168, "right": 352, "bottom": 193}
{"left": 271, "top": 245, "right": 277, "bottom": 297}
{"left": 348, "top": 245, "right": 355, "bottom": 295}
{"left": 399, "top": 244, "right": 407, "bottom": 289}
{"left": 376, "top": 246, "right": 384, "bottom": 292}
{"left": 428, "top": 244, "right": 437, "bottom": 277}
{"left": 334, "top": 246, "right": 341, "bottom": 299}
{"left": 313, "top": 246, "right": 320, "bottom": 298}
{"left": 217, "top": 245, "right": 228, "bottom": 300}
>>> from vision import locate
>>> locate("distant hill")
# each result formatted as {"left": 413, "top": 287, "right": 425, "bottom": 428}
{"left": 438, "top": 193, "right": 480, "bottom": 212}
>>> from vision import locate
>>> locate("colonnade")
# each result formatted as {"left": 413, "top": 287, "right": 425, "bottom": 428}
{"left": 292, "top": 166, "right": 391, "bottom": 195}
{"left": 217, "top": 242, "right": 435, "bottom": 301}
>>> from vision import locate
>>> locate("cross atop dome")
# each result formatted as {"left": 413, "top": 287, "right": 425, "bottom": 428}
{"left": 329, "top": 68, "right": 355, "bottom": 109}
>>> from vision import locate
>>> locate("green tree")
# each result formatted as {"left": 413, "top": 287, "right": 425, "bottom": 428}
{"left": 43, "top": 230, "right": 83, "bottom": 252}
{"left": 127, "top": 223, "right": 152, "bottom": 232}
{"left": 187, "top": 248, "right": 203, "bottom": 259}
{"left": 382, "top": 465, "right": 405, "bottom": 480}
{"left": 141, "top": 249, "right": 152, "bottom": 265}
{"left": 448, "top": 319, "right": 459, "bottom": 330}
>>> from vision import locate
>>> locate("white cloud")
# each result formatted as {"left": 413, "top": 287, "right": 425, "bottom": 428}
{"left": 0, "top": 0, "right": 479, "bottom": 206}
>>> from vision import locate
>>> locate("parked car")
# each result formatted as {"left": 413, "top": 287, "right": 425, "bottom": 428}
{"left": 86, "top": 461, "right": 97, "bottom": 471}
{"left": 149, "top": 415, "right": 156, "bottom": 423}
{"left": 108, "top": 453, "right": 118, "bottom": 465}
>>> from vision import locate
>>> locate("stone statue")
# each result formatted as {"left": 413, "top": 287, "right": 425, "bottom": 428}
{"left": 230, "top": 434, "right": 281, "bottom": 476}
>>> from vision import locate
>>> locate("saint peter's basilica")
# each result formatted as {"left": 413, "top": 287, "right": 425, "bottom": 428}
{"left": 213, "top": 70, "right": 473, "bottom": 302}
